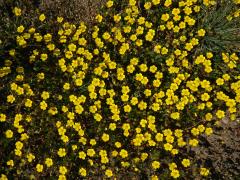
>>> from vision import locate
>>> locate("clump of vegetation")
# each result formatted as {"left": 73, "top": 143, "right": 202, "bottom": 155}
{"left": 0, "top": 0, "right": 240, "bottom": 179}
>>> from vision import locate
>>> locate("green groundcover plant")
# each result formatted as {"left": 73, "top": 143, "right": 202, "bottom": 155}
{"left": 0, "top": 0, "right": 240, "bottom": 179}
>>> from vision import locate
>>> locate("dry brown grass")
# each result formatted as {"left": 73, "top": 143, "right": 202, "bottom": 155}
{"left": 39, "top": 0, "right": 106, "bottom": 24}
{"left": 0, "top": 0, "right": 106, "bottom": 25}
{"left": 0, "top": 0, "right": 106, "bottom": 51}
{"left": 193, "top": 119, "right": 240, "bottom": 179}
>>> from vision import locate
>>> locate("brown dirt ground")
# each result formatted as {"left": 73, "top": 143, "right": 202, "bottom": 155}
{"left": 193, "top": 119, "right": 240, "bottom": 179}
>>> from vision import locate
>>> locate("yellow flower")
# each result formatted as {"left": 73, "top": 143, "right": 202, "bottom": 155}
{"left": 151, "top": 175, "right": 158, "bottom": 180}
{"left": 164, "top": 0, "right": 172, "bottom": 7}
{"left": 222, "top": 74, "right": 230, "bottom": 81}
{"left": 95, "top": 14, "right": 103, "bottom": 23}
{"left": 169, "top": 162, "right": 177, "bottom": 171}
{"left": 144, "top": 2, "right": 152, "bottom": 10}
{"left": 36, "top": 164, "right": 43, "bottom": 172}
{"left": 115, "top": 142, "right": 121, "bottom": 148}
{"left": 166, "top": 135, "right": 174, "bottom": 143}
{"left": 40, "top": 53, "right": 48, "bottom": 61}
{"left": 72, "top": 145, "right": 78, "bottom": 151}
{"left": 8, "top": 49, "right": 15, "bottom": 57}
{"left": 79, "top": 151, "right": 86, "bottom": 159}
{"left": 119, "top": 149, "right": 128, "bottom": 158}
{"left": 0, "top": 174, "right": 8, "bottom": 180}
{"left": 5, "top": 130, "right": 13, "bottom": 138}
{"left": 189, "top": 139, "right": 199, "bottom": 147}
{"left": 161, "top": 14, "right": 170, "bottom": 21}
{"left": 68, "top": 43, "right": 76, "bottom": 51}
{"left": 172, "top": 8, "right": 180, "bottom": 15}
{"left": 182, "top": 159, "right": 190, "bottom": 167}
{"left": 191, "top": 128, "right": 199, "bottom": 136}
{"left": 79, "top": 168, "right": 87, "bottom": 176}
{"left": 102, "top": 32, "right": 111, "bottom": 40}
{"left": 161, "top": 47, "right": 168, "bottom": 55}
{"left": 152, "top": 0, "right": 160, "bottom": 5}
{"left": 200, "top": 167, "right": 210, "bottom": 176}
{"left": 174, "top": 129, "right": 183, "bottom": 138}
{"left": 138, "top": 101, "right": 147, "bottom": 110}
{"left": 164, "top": 143, "right": 173, "bottom": 151}
{"left": 140, "top": 152, "right": 148, "bottom": 161}
{"left": 154, "top": 45, "right": 162, "bottom": 54}
{"left": 20, "top": 133, "right": 29, "bottom": 141}
{"left": 197, "top": 124, "right": 206, "bottom": 133}
{"left": 152, "top": 161, "right": 160, "bottom": 169}
{"left": 194, "top": 5, "right": 201, "bottom": 12}
{"left": 106, "top": 0, "right": 114, "bottom": 8}
{"left": 58, "top": 148, "right": 66, "bottom": 157}
{"left": 58, "top": 175, "right": 66, "bottom": 180}
{"left": 25, "top": 99, "right": 32, "bottom": 107}
{"left": 15, "top": 141, "right": 23, "bottom": 150}
{"left": 216, "top": 78, "right": 224, "bottom": 85}
{"left": 122, "top": 86, "right": 130, "bottom": 94}
{"left": 7, "top": 160, "right": 14, "bottom": 167}
{"left": 105, "top": 169, "right": 113, "bottom": 177}
{"left": 205, "top": 127, "right": 213, "bottom": 136}
{"left": 15, "top": 149, "right": 22, "bottom": 156}
{"left": 151, "top": 103, "right": 160, "bottom": 111}
{"left": 37, "top": 72, "right": 45, "bottom": 80}
{"left": 171, "top": 169, "right": 180, "bottom": 178}
{"left": 130, "top": 34, "right": 137, "bottom": 41}
{"left": 144, "top": 89, "right": 151, "bottom": 96}
{"left": 102, "top": 133, "right": 110, "bottom": 142}
{"left": 216, "top": 110, "right": 225, "bottom": 119}
{"left": 109, "top": 123, "right": 116, "bottom": 131}
{"left": 87, "top": 149, "right": 96, "bottom": 157}
{"left": 41, "top": 91, "right": 50, "bottom": 100}
{"left": 170, "top": 112, "right": 180, "bottom": 120}
{"left": 163, "top": 129, "right": 172, "bottom": 136}
{"left": 94, "top": 113, "right": 102, "bottom": 122}
{"left": 63, "top": 83, "right": 70, "bottom": 90}
{"left": 45, "top": 158, "right": 53, "bottom": 167}
{"left": 145, "top": 29, "right": 155, "bottom": 41}
{"left": 57, "top": 17, "right": 64, "bottom": 23}
{"left": 149, "top": 66, "right": 157, "bottom": 74}
{"left": 171, "top": 149, "right": 179, "bottom": 155}
{"left": 121, "top": 94, "right": 129, "bottom": 102}
{"left": 59, "top": 166, "right": 67, "bottom": 175}
{"left": 129, "top": 0, "right": 136, "bottom": 6}
{"left": 17, "top": 25, "right": 25, "bottom": 33}
{"left": 39, "top": 14, "right": 46, "bottom": 22}
{"left": 111, "top": 150, "right": 118, "bottom": 157}
{"left": 124, "top": 105, "right": 132, "bottom": 112}
{"left": 114, "top": 14, "right": 121, "bottom": 22}
{"left": 13, "top": 7, "right": 22, "bottom": 16}
{"left": 27, "top": 153, "right": 35, "bottom": 162}
{"left": 65, "top": 51, "right": 73, "bottom": 59}
{"left": 40, "top": 101, "right": 48, "bottom": 110}
{"left": 205, "top": 113, "right": 213, "bottom": 121}
{"left": 130, "top": 97, "right": 138, "bottom": 105}
{"left": 0, "top": 114, "right": 6, "bottom": 122}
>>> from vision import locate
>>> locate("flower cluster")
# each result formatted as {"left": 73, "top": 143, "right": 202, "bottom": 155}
{"left": 0, "top": 0, "right": 239, "bottom": 179}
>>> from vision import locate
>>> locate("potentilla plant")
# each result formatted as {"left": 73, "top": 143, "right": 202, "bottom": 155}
{"left": 0, "top": 0, "right": 240, "bottom": 179}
